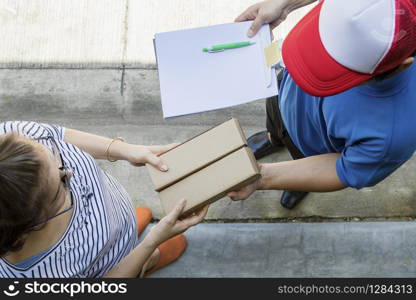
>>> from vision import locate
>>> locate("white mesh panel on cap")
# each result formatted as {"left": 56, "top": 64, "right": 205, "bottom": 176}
{"left": 319, "top": 0, "right": 395, "bottom": 74}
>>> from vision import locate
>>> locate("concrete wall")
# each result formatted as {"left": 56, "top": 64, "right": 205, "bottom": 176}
{"left": 0, "top": 0, "right": 315, "bottom": 68}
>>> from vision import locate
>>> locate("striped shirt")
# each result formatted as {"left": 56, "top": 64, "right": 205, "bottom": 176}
{"left": 0, "top": 121, "right": 138, "bottom": 278}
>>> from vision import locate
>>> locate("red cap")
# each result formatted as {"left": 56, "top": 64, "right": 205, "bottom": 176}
{"left": 282, "top": 0, "right": 416, "bottom": 97}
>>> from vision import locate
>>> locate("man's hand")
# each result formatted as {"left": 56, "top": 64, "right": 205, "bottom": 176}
{"left": 235, "top": 0, "right": 316, "bottom": 37}
{"left": 227, "top": 178, "right": 261, "bottom": 201}
{"left": 236, "top": 1, "right": 289, "bottom": 37}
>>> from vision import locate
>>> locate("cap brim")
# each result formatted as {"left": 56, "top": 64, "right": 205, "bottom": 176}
{"left": 282, "top": 1, "right": 372, "bottom": 97}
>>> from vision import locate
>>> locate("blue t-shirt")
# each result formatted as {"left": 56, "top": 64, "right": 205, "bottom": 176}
{"left": 279, "top": 63, "right": 416, "bottom": 189}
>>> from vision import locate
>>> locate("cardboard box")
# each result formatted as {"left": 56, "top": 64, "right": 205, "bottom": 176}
{"left": 158, "top": 147, "right": 260, "bottom": 217}
{"left": 147, "top": 118, "right": 247, "bottom": 191}
{"left": 147, "top": 118, "right": 260, "bottom": 217}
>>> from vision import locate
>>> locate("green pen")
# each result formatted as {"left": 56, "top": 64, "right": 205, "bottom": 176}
{"left": 203, "top": 41, "right": 255, "bottom": 53}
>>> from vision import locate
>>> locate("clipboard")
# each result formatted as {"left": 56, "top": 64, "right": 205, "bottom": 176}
{"left": 154, "top": 21, "right": 279, "bottom": 118}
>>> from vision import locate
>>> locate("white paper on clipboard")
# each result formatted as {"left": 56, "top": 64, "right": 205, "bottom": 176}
{"left": 258, "top": 25, "right": 274, "bottom": 88}
{"left": 154, "top": 21, "right": 278, "bottom": 118}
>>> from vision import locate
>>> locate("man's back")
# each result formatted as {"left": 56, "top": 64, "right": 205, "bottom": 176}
{"left": 279, "top": 63, "right": 416, "bottom": 189}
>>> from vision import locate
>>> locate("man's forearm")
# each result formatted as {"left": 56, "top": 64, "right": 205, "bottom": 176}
{"left": 258, "top": 153, "right": 346, "bottom": 192}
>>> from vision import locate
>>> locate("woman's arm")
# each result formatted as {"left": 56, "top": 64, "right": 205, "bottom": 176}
{"left": 258, "top": 153, "right": 345, "bottom": 192}
{"left": 64, "top": 128, "right": 175, "bottom": 171}
{"left": 103, "top": 200, "right": 208, "bottom": 278}
{"left": 102, "top": 236, "right": 157, "bottom": 278}
{"left": 64, "top": 128, "right": 123, "bottom": 161}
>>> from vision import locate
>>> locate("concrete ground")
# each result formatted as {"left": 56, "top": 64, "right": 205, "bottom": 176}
{"left": 1, "top": 1, "right": 416, "bottom": 277}
{"left": 144, "top": 222, "right": 416, "bottom": 278}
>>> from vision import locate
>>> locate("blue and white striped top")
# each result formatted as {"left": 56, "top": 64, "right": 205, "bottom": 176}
{"left": 0, "top": 121, "right": 138, "bottom": 278}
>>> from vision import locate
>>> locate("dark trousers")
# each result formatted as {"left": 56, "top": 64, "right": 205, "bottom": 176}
{"left": 266, "top": 96, "right": 305, "bottom": 160}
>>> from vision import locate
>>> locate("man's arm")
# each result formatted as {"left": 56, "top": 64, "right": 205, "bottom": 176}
{"left": 236, "top": 0, "right": 317, "bottom": 37}
{"left": 259, "top": 153, "right": 345, "bottom": 192}
{"left": 228, "top": 153, "right": 346, "bottom": 201}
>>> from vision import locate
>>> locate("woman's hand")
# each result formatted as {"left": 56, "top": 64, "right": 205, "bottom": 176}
{"left": 123, "top": 143, "right": 178, "bottom": 171}
{"left": 145, "top": 200, "right": 209, "bottom": 247}
{"left": 235, "top": 0, "right": 316, "bottom": 37}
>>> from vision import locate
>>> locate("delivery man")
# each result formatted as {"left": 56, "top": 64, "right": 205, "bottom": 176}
{"left": 228, "top": 0, "right": 416, "bottom": 209}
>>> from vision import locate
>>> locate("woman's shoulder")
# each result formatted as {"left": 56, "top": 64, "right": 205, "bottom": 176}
{"left": 0, "top": 121, "right": 65, "bottom": 140}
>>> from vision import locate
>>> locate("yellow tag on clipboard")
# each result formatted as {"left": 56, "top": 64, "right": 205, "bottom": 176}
{"left": 264, "top": 40, "right": 282, "bottom": 68}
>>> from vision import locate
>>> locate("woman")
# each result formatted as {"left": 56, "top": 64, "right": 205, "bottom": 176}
{"left": 0, "top": 121, "right": 208, "bottom": 278}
